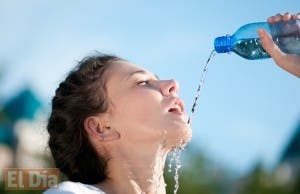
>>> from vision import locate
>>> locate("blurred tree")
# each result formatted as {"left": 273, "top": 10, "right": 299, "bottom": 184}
{"left": 235, "top": 161, "right": 296, "bottom": 194}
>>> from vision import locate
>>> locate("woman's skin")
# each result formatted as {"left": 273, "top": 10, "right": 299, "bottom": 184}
{"left": 258, "top": 12, "right": 300, "bottom": 78}
{"left": 84, "top": 60, "right": 192, "bottom": 194}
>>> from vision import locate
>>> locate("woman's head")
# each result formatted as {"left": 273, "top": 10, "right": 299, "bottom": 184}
{"left": 47, "top": 53, "right": 191, "bottom": 184}
{"left": 98, "top": 60, "right": 192, "bottom": 147}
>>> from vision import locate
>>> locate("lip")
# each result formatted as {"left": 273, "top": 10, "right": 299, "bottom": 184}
{"left": 167, "top": 98, "right": 185, "bottom": 115}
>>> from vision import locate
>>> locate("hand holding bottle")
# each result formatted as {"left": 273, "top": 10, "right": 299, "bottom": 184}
{"left": 258, "top": 13, "right": 300, "bottom": 78}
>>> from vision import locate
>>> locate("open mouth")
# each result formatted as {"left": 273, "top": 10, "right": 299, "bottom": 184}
{"left": 168, "top": 99, "right": 184, "bottom": 114}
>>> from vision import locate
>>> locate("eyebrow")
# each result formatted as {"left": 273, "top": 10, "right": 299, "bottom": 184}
{"left": 126, "top": 70, "right": 160, "bottom": 80}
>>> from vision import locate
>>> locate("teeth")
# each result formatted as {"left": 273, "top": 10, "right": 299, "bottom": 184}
{"left": 171, "top": 104, "right": 182, "bottom": 112}
{"left": 175, "top": 104, "right": 181, "bottom": 111}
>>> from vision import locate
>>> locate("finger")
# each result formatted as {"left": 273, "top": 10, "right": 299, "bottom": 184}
{"left": 274, "top": 13, "right": 283, "bottom": 22}
{"left": 257, "top": 29, "right": 285, "bottom": 61}
{"left": 283, "top": 12, "right": 292, "bottom": 21}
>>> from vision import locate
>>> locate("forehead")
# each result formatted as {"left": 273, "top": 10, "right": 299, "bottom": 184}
{"left": 107, "top": 60, "right": 146, "bottom": 82}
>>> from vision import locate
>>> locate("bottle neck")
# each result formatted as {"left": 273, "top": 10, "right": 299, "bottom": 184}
{"left": 214, "top": 35, "right": 233, "bottom": 53}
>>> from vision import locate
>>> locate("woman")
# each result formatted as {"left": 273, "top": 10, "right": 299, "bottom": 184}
{"left": 44, "top": 54, "right": 192, "bottom": 194}
{"left": 44, "top": 12, "right": 299, "bottom": 194}
{"left": 259, "top": 12, "right": 300, "bottom": 78}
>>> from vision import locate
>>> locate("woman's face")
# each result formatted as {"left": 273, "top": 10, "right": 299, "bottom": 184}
{"left": 105, "top": 60, "right": 192, "bottom": 149}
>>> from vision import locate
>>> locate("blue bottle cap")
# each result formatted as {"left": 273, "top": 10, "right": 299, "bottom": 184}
{"left": 214, "top": 35, "right": 233, "bottom": 53}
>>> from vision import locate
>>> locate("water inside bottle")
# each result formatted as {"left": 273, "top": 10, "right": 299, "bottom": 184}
{"left": 275, "top": 36, "right": 300, "bottom": 54}
{"left": 233, "top": 38, "right": 270, "bottom": 60}
{"left": 233, "top": 36, "right": 300, "bottom": 60}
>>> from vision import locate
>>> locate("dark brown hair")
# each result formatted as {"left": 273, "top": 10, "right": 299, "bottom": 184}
{"left": 47, "top": 53, "right": 121, "bottom": 184}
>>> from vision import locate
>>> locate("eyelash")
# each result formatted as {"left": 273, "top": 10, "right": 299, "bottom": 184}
{"left": 137, "top": 80, "right": 150, "bottom": 86}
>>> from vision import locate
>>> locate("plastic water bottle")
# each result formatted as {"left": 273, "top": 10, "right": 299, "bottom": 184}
{"left": 214, "top": 19, "right": 300, "bottom": 60}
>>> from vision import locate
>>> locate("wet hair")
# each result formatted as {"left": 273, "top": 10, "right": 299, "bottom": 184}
{"left": 47, "top": 53, "right": 121, "bottom": 184}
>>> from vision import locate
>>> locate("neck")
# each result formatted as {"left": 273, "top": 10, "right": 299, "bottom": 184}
{"left": 96, "top": 143, "right": 169, "bottom": 194}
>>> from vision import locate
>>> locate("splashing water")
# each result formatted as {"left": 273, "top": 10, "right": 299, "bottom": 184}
{"left": 187, "top": 50, "right": 216, "bottom": 124}
{"left": 168, "top": 140, "right": 185, "bottom": 194}
{"left": 168, "top": 149, "right": 176, "bottom": 173}
{"left": 173, "top": 147, "right": 182, "bottom": 194}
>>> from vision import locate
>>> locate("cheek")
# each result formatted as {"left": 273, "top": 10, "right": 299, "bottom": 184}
{"left": 120, "top": 90, "right": 162, "bottom": 121}
{"left": 111, "top": 90, "right": 164, "bottom": 139}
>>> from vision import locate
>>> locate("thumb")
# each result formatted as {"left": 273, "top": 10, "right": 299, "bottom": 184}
{"left": 257, "top": 28, "right": 285, "bottom": 61}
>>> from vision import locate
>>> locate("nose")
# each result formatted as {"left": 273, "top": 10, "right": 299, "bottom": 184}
{"left": 159, "top": 79, "right": 179, "bottom": 97}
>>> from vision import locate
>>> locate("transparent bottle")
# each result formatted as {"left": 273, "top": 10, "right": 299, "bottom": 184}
{"left": 214, "top": 19, "right": 300, "bottom": 60}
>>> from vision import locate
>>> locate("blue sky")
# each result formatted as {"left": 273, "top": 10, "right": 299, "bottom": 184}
{"left": 1, "top": 0, "right": 299, "bottom": 175}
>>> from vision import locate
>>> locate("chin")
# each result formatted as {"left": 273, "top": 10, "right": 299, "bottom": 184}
{"left": 177, "top": 125, "right": 192, "bottom": 148}
{"left": 164, "top": 121, "right": 192, "bottom": 150}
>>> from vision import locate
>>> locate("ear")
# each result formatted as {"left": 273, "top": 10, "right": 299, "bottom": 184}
{"left": 84, "top": 116, "right": 120, "bottom": 142}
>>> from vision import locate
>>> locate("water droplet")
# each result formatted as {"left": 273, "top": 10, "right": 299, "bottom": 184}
{"left": 167, "top": 140, "right": 185, "bottom": 194}
{"left": 173, "top": 146, "right": 183, "bottom": 194}
{"left": 168, "top": 149, "right": 176, "bottom": 173}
